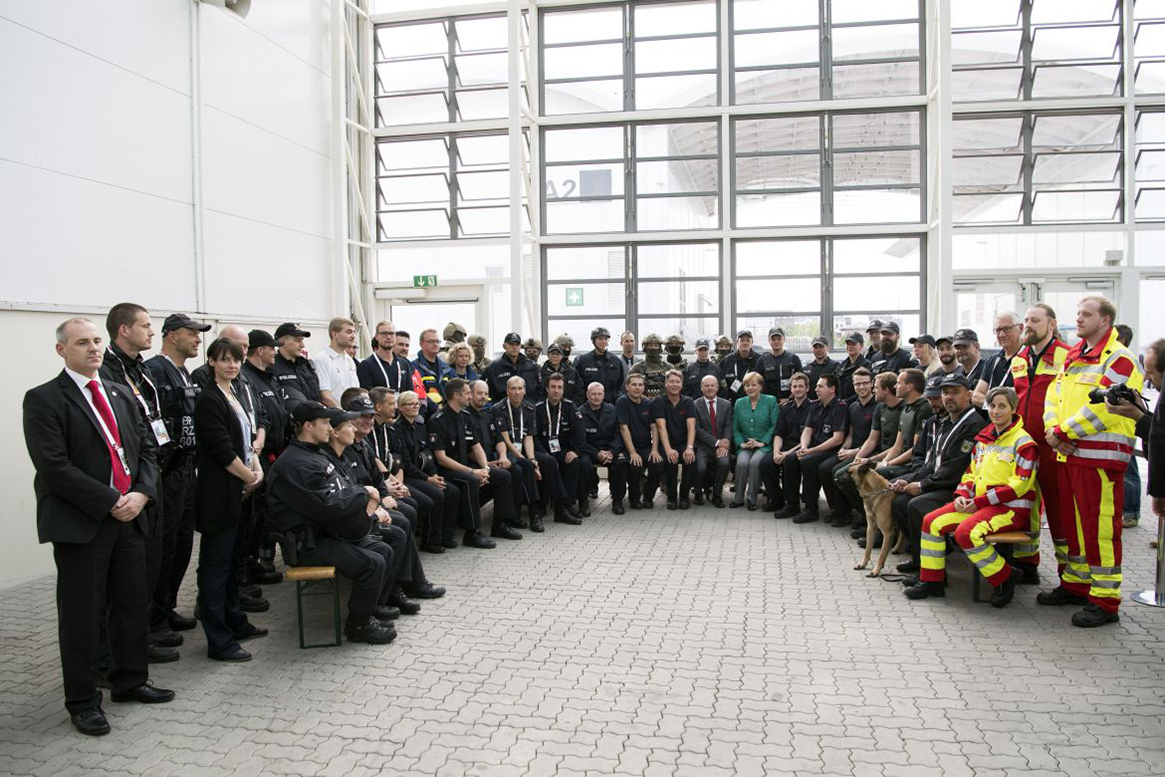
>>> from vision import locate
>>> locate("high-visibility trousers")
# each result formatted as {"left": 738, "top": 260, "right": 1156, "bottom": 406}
{"left": 920, "top": 503, "right": 1027, "bottom": 586}
{"left": 1060, "top": 464, "right": 1124, "bottom": 613}
{"left": 1012, "top": 442, "right": 1064, "bottom": 571}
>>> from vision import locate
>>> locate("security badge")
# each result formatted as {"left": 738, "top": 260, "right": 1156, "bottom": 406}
{"left": 730, "top": 379, "right": 743, "bottom": 392}
{"left": 548, "top": 437, "right": 561, "bottom": 453}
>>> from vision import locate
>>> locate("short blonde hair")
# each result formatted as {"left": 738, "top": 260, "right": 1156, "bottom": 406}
{"left": 329, "top": 317, "right": 355, "bottom": 334}
{"left": 397, "top": 390, "right": 419, "bottom": 407}
{"left": 742, "top": 371, "right": 763, "bottom": 388}
{"left": 448, "top": 342, "right": 472, "bottom": 362}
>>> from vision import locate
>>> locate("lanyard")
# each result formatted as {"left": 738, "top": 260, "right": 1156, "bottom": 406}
{"left": 509, "top": 402, "right": 525, "bottom": 439}
{"left": 375, "top": 354, "right": 403, "bottom": 388}
{"left": 86, "top": 381, "right": 131, "bottom": 476}
{"left": 546, "top": 402, "right": 562, "bottom": 437}
{"left": 111, "top": 349, "right": 160, "bottom": 419}
{"left": 373, "top": 424, "right": 388, "bottom": 460}
{"left": 161, "top": 353, "right": 191, "bottom": 387}
{"left": 935, "top": 408, "right": 978, "bottom": 467}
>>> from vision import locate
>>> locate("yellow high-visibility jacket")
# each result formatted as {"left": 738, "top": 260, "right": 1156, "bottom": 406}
{"left": 954, "top": 418, "right": 1040, "bottom": 517}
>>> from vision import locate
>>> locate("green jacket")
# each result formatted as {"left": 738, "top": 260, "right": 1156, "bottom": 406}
{"left": 733, "top": 393, "right": 779, "bottom": 454}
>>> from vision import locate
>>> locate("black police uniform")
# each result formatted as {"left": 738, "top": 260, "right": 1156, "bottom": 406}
{"left": 756, "top": 350, "right": 804, "bottom": 402}
{"left": 683, "top": 358, "right": 724, "bottom": 399}
{"left": 574, "top": 349, "right": 625, "bottom": 403}
{"left": 464, "top": 405, "right": 520, "bottom": 536}
{"left": 241, "top": 360, "right": 291, "bottom": 575}
{"left": 650, "top": 393, "right": 698, "bottom": 504}
{"left": 538, "top": 358, "right": 581, "bottom": 403}
{"left": 719, "top": 348, "right": 761, "bottom": 404}
{"left": 483, "top": 353, "right": 541, "bottom": 403}
{"left": 265, "top": 440, "right": 393, "bottom": 627}
{"left": 870, "top": 347, "right": 918, "bottom": 376}
{"left": 533, "top": 397, "right": 585, "bottom": 511}
{"left": 578, "top": 400, "right": 627, "bottom": 506}
{"left": 758, "top": 397, "right": 811, "bottom": 512}
{"left": 271, "top": 352, "right": 321, "bottom": 409}
{"left": 838, "top": 354, "right": 873, "bottom": 401}
{"left": 784, "top": 397, "right": 849, "bottom": 517}
{"left": 145, "top": 353, "right": 199, "bottom": 632}
{"left": 357, "top": 351, "right": 413, "bottom": 392}
{"left": 427, "top": 405, "right": 491, "bottom": 540}
{"left": 614, "top": 394, "right": 664, "bottom": 505}
{"left": 490, "top": 399, "right": 542, "bottom": 519}
{"left": 805, "top": 358, "right": 840, "bottom": 400}
{"left": 392, "top": 414, "right": 460, "bottom": 547}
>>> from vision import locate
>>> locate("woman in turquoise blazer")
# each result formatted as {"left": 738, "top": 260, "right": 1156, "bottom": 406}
{"left": 732, "top": 372, "right": 778, "bottom": 510}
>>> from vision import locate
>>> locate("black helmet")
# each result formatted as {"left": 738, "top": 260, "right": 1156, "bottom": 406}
{"left": 591, "top": 327, "right": 611, "bottom": 340}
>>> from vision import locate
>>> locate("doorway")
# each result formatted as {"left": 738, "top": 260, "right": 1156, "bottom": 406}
{"left": 953, "top": 275, "right": 1117, "bottom": 345}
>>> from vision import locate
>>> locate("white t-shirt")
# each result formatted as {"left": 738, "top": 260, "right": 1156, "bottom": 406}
{"left": 312, "top": 346, "right": 359, "bottom": 399}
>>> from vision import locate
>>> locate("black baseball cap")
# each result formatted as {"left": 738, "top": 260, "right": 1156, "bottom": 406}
{"left": 325, "top": 407, "right": 360, "bottom": 427}
{"left": 344, "top": 395, "right": 376, "bottom": 416}
{"left": 736, "top": 329, "right": 753, "bottom": 339}
{"left": 880, "top": 321, "right": 901, "bottom": 335}
{"left": 547, "top": 342, "right": 563, "bottom": 354}
{"left": 811, "top": 336, "right": 829, "bottom": 347}
{"left": 939, "top": 373, "right": 972, "bottom": 390}
{"left": 695, "top": 338, "right": 710, "bottom": 350}
{"left": 503, "top": 332, "right": 522, "bottom": 345}
{"left": 924, "top": 374, "right": 945, "bottom": 398}
{"left": 935, "top": 334, "right": 953, "bottom": 346}
{"left": 909, "top": 334, "right": 937, "bottom": 348}
{"left": 275, "top": 322, "right": 311, "bottom": 339}
{"left": 769, "top": 327, "right": 786, "bottom": 338}
{"left": 292, "top": 400, "right": 330, "bottom": 423}
{"left": 952, "top": 328, "right": 979, "bottom": 346}
{"left": 248, "top": 329, "right": 278, "bottom": 349}
{"left": 162, "top": 313, "right": 211, "bottom": 334}
{"left": 844, "top": 332, "right": 864, "bottom": 345}
{"left": 866, "top": 319, "right": 884, "bottom": 332}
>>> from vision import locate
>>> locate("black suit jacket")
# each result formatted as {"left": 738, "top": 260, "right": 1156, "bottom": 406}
{"left": 24, "top": 371, "right": 159, "bottom": 544}
{"left": 193, "top": 385, "right": 249, "bottom": 535}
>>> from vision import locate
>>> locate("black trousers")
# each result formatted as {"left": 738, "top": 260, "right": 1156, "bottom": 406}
{"left": 96, "top": 496, "right": 162, "bottom": 675}
{"left": 296, "top": 536, "right": 391, "bottom": 623}
{"left": 824, "top": 458, "right": 857, "bottom": 515}
{"left": 54, "top": 518, "right": 149, "bottom": 714}
{"left": 893, "top": 490, "right": 953, "bottom": 566}
{"left": 438, "top": 467, "right": 484, "bottom": 534}
{"left": 533, "top": 450, "right": 574, "bottom": 506}
{"left": 197, "top": 521, "right": 250, "bottom": 658}
{"left": 660, "top": 458, "right": 696, "bottom": 500}
{"left": 578, "top": 452, "right": 630, "bottom": 502}
{"left": 797, "top": 450, "right": 840, "bottom": 512}
{"left": 757, "top": 451, "right": 791, "bottom": 508}
{"left": 626, "top": 447, "right": 663, "bottom": 503}
{"left": 479, "top": 464, "right": 516, "bottom": 527}
{"left": 406, "top": 476, "right": 459, "bottom": 544}
{"left": 372, "top": 513, "right": 426, "bottom": 584}
{"left": 505, "top": 453, "right": 539, "bottom": 506}
{"left": 695, "top": 446, "right": 731, "bottom": 498}
{"left": 155, "top": 455, "right": 196, "bottom": 630}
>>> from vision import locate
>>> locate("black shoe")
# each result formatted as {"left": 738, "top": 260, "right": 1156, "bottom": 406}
{"left": 168, "top": 613, "right": 196, "bottom": 632}
{"left": 146, "top": 644, "right": 179, "bottom": 664}
{"left": 403, "top": 580, "right": 445, "bottom": 599}
{"left": 903, "top": 581, "right": 945, "bottom": 600}
{"left": 990, "top": 566, "right": 1024, "bottom": 609}
{"left": 150, "top": 629, "right": 183, "bottom": 648}
{"left": 761, "top": 501, "right": 778, "bottom": 513}
{"left": 612, "top": 500, "right": 625, "bottom": 515}
{"left": 70, "top": 707, "right": 111, "bottom": 736}
{"left": 900, "top": 575, "right": 920, "bottom": 587}
{"left": 560, "top": 502, "right": 583, "bottom": 520}
{"left": 729, "top": 500, "right": 744, "bottom": 509}
{"left": 747, "top": 501, "right": 758, "bottom": 512}
{"left": 209, "top": 646, "right": 252, "bottom": 661}
{"left": 1072, "top": 603, "right": 1120, "bottom": 628}
{"left": 345, "top": 617, "right": 396, "bottom": 645}
{"left": 373, "top": 604, "right": 400, "bottom": 622}
{"left": 236, "top": 624, "right": 268, "bottom": 641}
{"left": 850, "top": 526, "right": 866, "bottom": 539}
{"left": 641, "top": 499, "right": 654, "bottom": 510}
{"left": 1036, "top": 586, "right": 1088, "bottom": 606}
{"left": 491, "top": 524, "right": 522, "bottom": 540}
{"left": 588, "top": 488, "right": 599, "bottom": 499}
{"left": 510, "top": 513, "right": 529, "bottom": 529}
{"left": 553, "top": 506, "right": 583, "bottom": 525}
{"left": 530, "top": 513, "right": 545, "bottom": 532}
{"left": 773, "top": 506, "right": 798, "bottom": 520}
{"left": 678, "top": 498, "right": 690, "bottom": 510}
{"left": 1020, "top": 565, "right": 1040, "bottom": 585}
{"left": 578, "top": 499, "right": 591, "bottom": 518}
{"left": 857, "top": 534, "right": 883, "bottom": 549}
{"left": 710, "top": 496, "right": 724, "bottom": 508}
{"left": 251, "top": 569, "right": 283, "bottom": 585}
{"left": 239, "top": 594, "right": 270, "bottom": 613}
{"left": 692, "top": 492, "right": 704, "bottom": 506}
{"left": 793, "top": 510, "right": 819, "bottom": 524}
{"left": 239, "top": 583, "right": 263, "bottom": 599}
{"left": 666, "top": 500, "right": 678, "bottom": 511}
{"left": 441, "top": 539, "right": 459, "bottom": 549}
{"left": 420, "top": 542, "right": 446, "bottom": 554}
{"left": 896, "top": 561, "right": 920, "bottom": 574}
{"left": 389, "top": 586, "right": 421, "bottom": 615}
{"left": 111, "top": 682, "right": 176, "bottom": 704}
{"left": 628, "top": 499, "right": 643, "bottom": 510}
{"left": 463, "top": 531, "right": 497, "bottom": 549}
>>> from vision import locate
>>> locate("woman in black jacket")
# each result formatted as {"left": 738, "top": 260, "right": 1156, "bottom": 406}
{"left": 194, "top": 338, "right": 265, "bottom": 662}
{"left": 393, "top": 390, "right": 459, "bottom": 554}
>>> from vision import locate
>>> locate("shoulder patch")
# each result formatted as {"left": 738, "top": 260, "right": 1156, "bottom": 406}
{"left": 960, "top": 440, "right": 974, "bottom": 453}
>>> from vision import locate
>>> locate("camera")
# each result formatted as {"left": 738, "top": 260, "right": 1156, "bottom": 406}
{"left": 1088, "top": 383, "right": 1139, "bottom": 405}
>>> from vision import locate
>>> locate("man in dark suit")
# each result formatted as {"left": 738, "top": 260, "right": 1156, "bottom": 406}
{"left": 23, "top": 318, "right": 175, "bottom": 736}
{"left": 693, "top": 373, "right": 733, "bottom": 507}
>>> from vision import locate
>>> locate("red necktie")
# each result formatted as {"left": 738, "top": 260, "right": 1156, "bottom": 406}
{"left": 708, "top": 399, "right": 716, "bottom": 432}
{"left": 87, "top": 380, "right": 132, "bottom": 494}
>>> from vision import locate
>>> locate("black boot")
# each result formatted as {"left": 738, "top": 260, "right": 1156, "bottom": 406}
{"left": 989, "top": 566, "right": 1023, "bottom": 609}
{"left": 530, "top": 510, "right": 545, "bottom": 533}
{"left": 578, "top": 498, "right": 591, "bottom": 518}
{"left": 389, "top": 585, "right": 421, "bottom": 615}
{"left": 903, "top": 581, "right": 945, "bottom": 600}
{"left": 612, "top": 500, "right": 625, "bottom": 515}
{"left": 1071, "top": 603, "right": 1120, "bottom": 627}
{"left": 554, "top": 503, "right": 582, "bottom": 525}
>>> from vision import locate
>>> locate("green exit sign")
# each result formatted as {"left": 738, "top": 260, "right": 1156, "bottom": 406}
{"left": 565, "top": 287, "right": 584, "bottom": 306}
{"left": 413, "top": 275, "right": 438, "bottom": 288}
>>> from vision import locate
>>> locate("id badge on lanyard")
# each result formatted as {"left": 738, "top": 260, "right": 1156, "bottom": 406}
{"left": 546, "top": 403, "right": 562, "bottom": 452}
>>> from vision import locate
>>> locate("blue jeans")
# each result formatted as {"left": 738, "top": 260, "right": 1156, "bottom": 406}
{"left": 1125, "top": 457, "right": 1143, "bottom": 517}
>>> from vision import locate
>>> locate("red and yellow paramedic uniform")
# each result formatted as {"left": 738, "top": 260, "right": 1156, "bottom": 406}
{"left": 1009, "top": 337, "right": 1070, "bottom": 572}
{"left": 1045, "top": 327, "right": 1143, "bottom": 613}
{"left": 920, "top": 419, "right": 1039, "bottom": 587}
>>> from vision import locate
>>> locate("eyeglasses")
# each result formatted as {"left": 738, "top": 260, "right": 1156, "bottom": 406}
{"left": 398, "top": 401, "right": 419, "bottom": 407}
{"left": 993, "top": 324, "right": 1021, "bottom": 335}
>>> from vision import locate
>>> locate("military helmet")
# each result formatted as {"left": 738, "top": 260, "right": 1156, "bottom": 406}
{"left": 665, "top": 334, "right": 685, "bottom": 348}
{"left": 523, "top": 337, "right": 543, "bottom": 349}
{"left": 554, "top": 333, "right": 575, "bottom": 349}
{"left": 642, "top": 333, "right": 662, "bottom": 347}
{"left": 443, "top": 322, "right": 468, "bottom": 340}
{"left": 590, "top": 326, "right": 611, "bottom": 340}
{"left": 714, "top": 334, "right": 732, "bottom": 347}
{"left": 467, "top": 334, "right": 486, "bottom": 347}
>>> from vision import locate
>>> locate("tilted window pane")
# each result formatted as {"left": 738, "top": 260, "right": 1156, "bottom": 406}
{"left": 545, "top": 246, "right": 626, "bottom": 281}
{"left": 543, "top": 6, "right": 622, "bottom": 45}
{"left": 832, "top": 112, "right": 920, "bottom": 149}
{"left": 1031, "top": 0, "right": 1117, "bottom": 25}
{"left": 637, "top": 243, "right": 720, "bottom": 278}
{"left": 951, "top": 29, "right": 1022, "bottom": 67}
{"left": 951, "top": 0, "right": 1020, "bottom": 29}
{"left": 833, "top": 150, "right": 920, "bottom": 187}
{"left": 735, "top": 240, "right": 820, "bottom": 276}
{"left": 952, "top": 155, "right": 1023, "bottom": 188}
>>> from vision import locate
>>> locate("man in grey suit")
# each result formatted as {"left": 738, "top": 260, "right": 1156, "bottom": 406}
{"left": 693, "top": 369, "right": 733, "bottom": 508}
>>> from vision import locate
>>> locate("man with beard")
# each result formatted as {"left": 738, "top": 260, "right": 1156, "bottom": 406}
{"left": 1005, "top": 304, "right": 1069, "bottom": 583}
{"left": 719, "top": 330, "right": 762, "bottom": 405}
{"left": 358, "top": 320, "right": 413, "bottom": 393}
{"left": 313, "top": 317, "right": 360, "bottom": 408}
{"left": 630, "top": 334, "right": 670, "bottom": 399}
{"left": 757, "top": 327, "right": 803, "bottom": 404}
{"left": 974, "top": 312, "right": 1023, "bottom": 406}
{"left": 933, "top": 335, "right": 963, "bottom": 377}
{"left": 838, "top": 332, "right": 872, "bottom": 401}
{"left": 869, "top": 321, "right": 918, "bottom": 376}
{"left": 683, "top": 338, "right": 724, "bottom": 399}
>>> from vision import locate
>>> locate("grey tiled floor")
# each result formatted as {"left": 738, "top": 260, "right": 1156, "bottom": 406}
{"left": 1, "top": 491, "right": 1164, "bottom": 776}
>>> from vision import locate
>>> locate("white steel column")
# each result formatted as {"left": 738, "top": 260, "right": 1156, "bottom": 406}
{"left": 509, "top": 0, "right": 525, "bottom": 336}
{"left": 1121, "top": 0, "right": 1139, "bottom": 346}
{"left": 929, "top": 0, "right": 954, "bottom": 334}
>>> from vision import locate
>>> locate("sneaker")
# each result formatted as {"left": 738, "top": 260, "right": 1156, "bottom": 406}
{"left": 1036, "top": 586, "right": 1088, "bottom": 606}
{"left": 345, "top": 617, "right": 396, "bottom": 645}
{"left": 989, "top": 566, "right": 1024, "bottom": 609}
{"left": 903, "top": 581, "right": 945, "bottom": 600}
{"left": 1071, "top": 603, "right": 1120, "bottom": 628}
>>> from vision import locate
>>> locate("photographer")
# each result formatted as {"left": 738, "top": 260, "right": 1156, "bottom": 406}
{"left": 1106, "top": 337, "right": 1165, "bottom": 545}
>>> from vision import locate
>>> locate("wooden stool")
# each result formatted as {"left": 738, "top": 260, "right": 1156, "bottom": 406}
{"left": 971, "top": 532, "right": 1030, "bottom": 603}
{"left": 284, "top": 566, "right": 341, "bottom": 648}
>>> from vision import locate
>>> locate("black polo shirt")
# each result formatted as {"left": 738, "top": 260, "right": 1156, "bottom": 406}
{"left": 616, "top": 394, "right": 656, "bottom": 450}
{"left": 774, "top": 398, "right": 811, "bottom": 450}
{"left": 804, "top": 398, "right": 848, "bottom": 448}
{"left": 427, "top": 406, "right": 477, "bottom": 466}
{"left": 981, "top": 349, "right": 1016, "bottom": 390}
{"left": 650, "top": 394, "right": 697, "bottom": 448}
{"left": 846, "top": 394, "right": 877, "bottom": 449}
{"left": 468, "top": 406, "right": 504, "bottom": 457}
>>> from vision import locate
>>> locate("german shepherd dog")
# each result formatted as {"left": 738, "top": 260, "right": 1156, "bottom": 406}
{"left": 850, "top": 462, "right": 906, "bottom": 577}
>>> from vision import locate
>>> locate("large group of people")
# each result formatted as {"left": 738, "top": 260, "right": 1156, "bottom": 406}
{"left": 23, "top": 298, "right": 1164, "bottom": 736}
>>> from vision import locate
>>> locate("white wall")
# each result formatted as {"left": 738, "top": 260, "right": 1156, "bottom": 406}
{"left": 0, "top": 0, "right": 337, "bottom": 586}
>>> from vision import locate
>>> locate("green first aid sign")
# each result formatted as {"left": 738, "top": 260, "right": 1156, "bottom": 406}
{"left": 565, "top": 287, "right": 584, "bottom": 306}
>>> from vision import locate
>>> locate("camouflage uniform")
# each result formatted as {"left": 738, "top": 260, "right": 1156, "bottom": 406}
{"left": 664, "top": 334, "right": 689, "bottom": 372}
{"left": 553, "top": 334, "right": 575, "bottom": 364}
{"left": 629, "top": 334, "right": 669, "bottom": 399}
{"left": 468, "top": 333, "right": 490, "bottom": 375}
{"left": 713, "top": 335, "right": 733, "bottom": 364}
{"left": 439, "top": 322, "right": 468, "bottom": 360}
